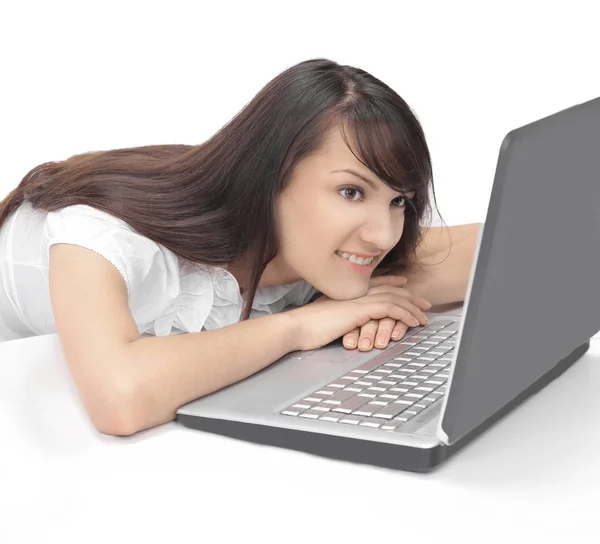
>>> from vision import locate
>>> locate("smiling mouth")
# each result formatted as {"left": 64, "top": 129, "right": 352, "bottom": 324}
{"left": 335, "top": 253, "right": 377, "bottom": 272}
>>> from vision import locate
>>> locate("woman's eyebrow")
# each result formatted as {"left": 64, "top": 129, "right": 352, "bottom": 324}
{"left": 330, "top": 168, "right": 413, "bottom": 196}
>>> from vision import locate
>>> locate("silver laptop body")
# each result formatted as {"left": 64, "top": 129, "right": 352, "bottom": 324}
{"left": 177, "top": 96, "right": 600, "bottom": 472}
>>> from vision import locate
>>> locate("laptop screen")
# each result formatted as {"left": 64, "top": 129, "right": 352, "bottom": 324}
{"left": 439, "top": 97, "right": 600, "bottom": 445}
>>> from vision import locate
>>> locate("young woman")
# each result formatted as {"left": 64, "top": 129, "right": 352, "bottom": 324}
{"left": 0, "top": 58, "right": 478, "bottom": 436}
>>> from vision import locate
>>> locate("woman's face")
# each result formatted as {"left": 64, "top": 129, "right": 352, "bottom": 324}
{"left": 271, "top": 125, "right": 415, "bottom": 300}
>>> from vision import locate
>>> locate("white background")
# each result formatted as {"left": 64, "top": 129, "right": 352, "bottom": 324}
{"left": 1, "top": 1, "right": 599, "bottom": 542}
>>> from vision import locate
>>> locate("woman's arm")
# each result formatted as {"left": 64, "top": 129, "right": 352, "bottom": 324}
{"left": 397, "top": 223, "right": 483, "bottom": 306}
{"left": 49, "top": 244, "right": 300, "bottom": 437}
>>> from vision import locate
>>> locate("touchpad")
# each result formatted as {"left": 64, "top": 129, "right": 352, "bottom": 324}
{"left": 290, "top": 339, "right": 362, "bottom": 363}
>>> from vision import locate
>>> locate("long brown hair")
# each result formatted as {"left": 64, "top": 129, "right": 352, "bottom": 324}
{"left": 0, "top": 58, "right": 442, "bottom": 321}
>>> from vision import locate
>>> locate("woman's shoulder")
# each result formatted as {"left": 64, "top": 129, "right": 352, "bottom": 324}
{"left": 43, "top": 203, "right": 174, "bottom": 256}
{"left": 45, "top": 203, "right": 134, "bottom": 231}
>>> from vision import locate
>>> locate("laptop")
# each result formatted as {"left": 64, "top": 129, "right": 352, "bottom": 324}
{"left": 176, "top": 95, "right": 600, "bottom": 472}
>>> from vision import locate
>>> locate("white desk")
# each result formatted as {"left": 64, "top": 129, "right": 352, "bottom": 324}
{"left": 1, "top": 304, "right": 599, "bottom": 543}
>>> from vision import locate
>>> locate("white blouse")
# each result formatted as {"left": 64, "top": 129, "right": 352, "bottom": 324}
{"left": 0, "top": 201, "right": 318, "bottom": 342}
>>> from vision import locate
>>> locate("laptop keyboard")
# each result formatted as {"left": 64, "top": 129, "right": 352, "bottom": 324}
{"left": 280, "top": 318, "right": 459, "bottom": 432}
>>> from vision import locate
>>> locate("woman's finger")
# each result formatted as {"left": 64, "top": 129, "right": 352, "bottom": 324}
{"left": 367, "top": 284, "right": 432, "bottom": 312}
{"left": 373, "top": 317, "right": 397, "bottom": 349}
{"left": 343, "top": 327, "right": 361, "bottom": 349}
{"left": 357, "top": 320, "right": 380, "bottom": 351}
{"left": 369, "top": 275, "right": 407, "bottom": 288}
{"left": 391, "top": 321, "right": 409, "bottom": 341}
{"left": 342, "top": 320, "right": 409, "bottom": 350}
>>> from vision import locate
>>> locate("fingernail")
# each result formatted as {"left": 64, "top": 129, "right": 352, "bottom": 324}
{"left": 345, "top": 339, "right": 356, "bottom": 347}
{"left": 359, "top": 339, "right": 371, "bottom": 349}
{"left": 375, "top": 335, "right": 386, "bottom": 347}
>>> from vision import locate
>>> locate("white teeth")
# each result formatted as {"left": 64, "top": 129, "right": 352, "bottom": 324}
{"left": 336, "top": 251, "right": 374, "bottom": 265}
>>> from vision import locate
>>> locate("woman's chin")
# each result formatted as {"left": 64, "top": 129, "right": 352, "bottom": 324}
{"left": 323, "top": 285, "right": 369, "bottom": 301}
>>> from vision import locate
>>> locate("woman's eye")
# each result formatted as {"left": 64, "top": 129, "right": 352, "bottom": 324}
{"left": 339, "top": 186, "right": 407, "bottom": 208}
{"left": 392, "top": 196, "right": 407, "bottom": 208}
{"left": 341, "top": 187, "right": 362, "bottom": 201}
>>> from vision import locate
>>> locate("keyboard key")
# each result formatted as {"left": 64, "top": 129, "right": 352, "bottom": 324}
{"left": 311, "top": 404, "right": 332, "bottom": 412}
{"left": 388, "top": 373, "right": 412, "bottom": 380}
{"left": 302, "top": 394, "right": 329, "bottom": 403}
{"left": 365, "top": 386, "right": 387, "bottom": 393}
{"left": 389, "top": 387, "right": 410, "bottom": 394}
{"left": 404, "top": 392, "right": 426, "bottom": 399}
{"left": 281, "top": 409, "right": 302, "bottom": 416}
{"left": 360, "top": 375, "right": 381, "bottom": 382}
{"left": 396, "top": 341, "right": 420, "bottom": 348}
{"left": 338, "top": 414, "right": 364, "bottom": 425}
{"left": 370, "top": 401, "right": 413, "bottom": 419}
{"left": 406, "top": 375, "right": 428, "bottom": 383}
{"left": 433, "top": 318, "right": 458, "bottom": 328}
{"left": 353, "top": 401, "right": 390, "bottom": 417}
{"left": 318, "top": 411, "right": 343, "bottom": 422}
{"left": 394, "top": 396, "right": 416, "bottom": 405}
{"left": 391, "top": 357, "right": 413, "bottom": 364}
{"left": 298, "top": 409, "right": 324, "bottom": 419}
{"left": 401, "top": 351, "right": 423, "bottom": 357}
{"left": 352, "top": 378, "right": 378, "bottom": 387}
{"left": 332, "top": 395, "right": 371, "bottom": 413}
{"left": 290, "top": 402, "right": 312, "bottom": 410}
{"left": 359, "top": 418, "right": 385, "bottom": 428}
{"left": 322, "top": 388, "right": 361, "bottom": 405}
{"left": 314, "top": 387, "right": 338, "bottom": 396}
{"left": 371, "top": 367, "right": 393, "bottom": 375}
{"left": 339, "top": 374, "right": 360, "bottom": 381}
{"left": 380, "top": 423, "right": 398, "bottom": 431}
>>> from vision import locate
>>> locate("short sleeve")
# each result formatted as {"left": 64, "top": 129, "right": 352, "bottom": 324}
{"left": 44, "top": 205, "right": 183, "bottom": 334}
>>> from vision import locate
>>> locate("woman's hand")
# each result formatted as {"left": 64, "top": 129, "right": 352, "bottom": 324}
{"left": 287, "top": 278, "right": 433, "bottom": 353}
{"left": 342, "top": 275, "right": 432, "bottom": 351}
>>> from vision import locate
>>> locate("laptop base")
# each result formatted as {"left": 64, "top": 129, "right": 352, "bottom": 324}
{"left": 176, "top": 340, "right": 589, "bottom": 472}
